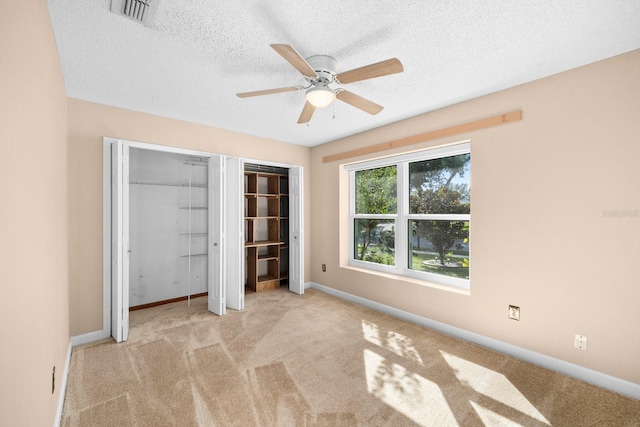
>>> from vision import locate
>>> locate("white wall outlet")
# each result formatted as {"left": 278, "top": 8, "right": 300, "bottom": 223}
{"left": 574, "top": 334, "right": 588, "bottom": 350}
{"left": 508, "top": 305, "right": 520, "bottom": 321}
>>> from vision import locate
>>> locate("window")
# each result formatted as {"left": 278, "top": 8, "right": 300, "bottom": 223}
{"left": 353, "top": 165, "right": 397, "bottom": 266}
{"left": 348, "top": 143, "right": 470, "bottom": 288}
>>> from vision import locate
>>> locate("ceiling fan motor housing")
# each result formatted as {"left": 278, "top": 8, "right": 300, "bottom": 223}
{"left": 306, "top": 55, "right": 338, "bottom": 83}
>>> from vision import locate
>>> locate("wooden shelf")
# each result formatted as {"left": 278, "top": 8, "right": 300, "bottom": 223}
{"left": 245, "top": 240, "right": 281, "bottom": 247}
{"left": 254, "top": 280, "right": 280, "bottom": 292}
{"left": 244, "top": 192, "right": 278, "bottom": 197}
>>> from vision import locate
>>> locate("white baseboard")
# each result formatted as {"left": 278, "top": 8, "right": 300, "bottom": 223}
{"left": 70, "top": 330, "right": 111, "bottom": 348}
{"left": 308, "top": 282, "right": 640, "bottom": 400}
{"left": 53, "top": 342, "right": 72, "bottom": 427}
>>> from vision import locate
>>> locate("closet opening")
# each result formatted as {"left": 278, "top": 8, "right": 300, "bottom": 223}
{"left": 243, "top": 163, "right": 290, "bottom": 293}
{"left": 128, "top": 148, "right": 210, "bottom": 310}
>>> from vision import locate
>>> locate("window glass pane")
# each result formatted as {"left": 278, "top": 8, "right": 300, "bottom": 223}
{"left": 409, "top": 154, "right": 470, "bottom": 214}
{"left": 355, "top": 166, "right": 397, "bottom": 214}
{"left": 354, "top": 219, "right": 395, "bottom": 265}
{"left": 409, "top": 220, "right": 469, "bottom": 279}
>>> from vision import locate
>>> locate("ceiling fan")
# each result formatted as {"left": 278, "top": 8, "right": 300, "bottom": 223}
{"left": 237, "top": 44, "right": 404, "bottom": 124}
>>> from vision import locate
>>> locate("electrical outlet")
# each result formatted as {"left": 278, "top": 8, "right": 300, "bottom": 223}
{"left": 574, "top": 334, "right": 588, "bottom": 350}
{"left": 508, "top": 305, "right": 520, "bottom": 321}
{"left": 321, "top": 264, "right": 326, "bottom": 272}
{"left": 52, "top": 366, "right": 55, "bottom": 394}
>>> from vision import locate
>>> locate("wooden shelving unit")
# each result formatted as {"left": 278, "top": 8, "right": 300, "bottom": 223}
{"left": 245, "top": 171, "right": 289, "bottom": 292}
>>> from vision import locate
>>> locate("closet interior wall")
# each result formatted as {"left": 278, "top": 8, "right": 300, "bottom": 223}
{"left": 129, "top": 148, "right": 208, "bottom": 307}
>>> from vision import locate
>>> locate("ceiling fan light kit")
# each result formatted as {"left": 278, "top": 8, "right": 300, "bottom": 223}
{"left": 237, "top": 44, "right": 404, "bottom": 124}
{"left": 305, "top": 85, "right": 335, "bottom": 108}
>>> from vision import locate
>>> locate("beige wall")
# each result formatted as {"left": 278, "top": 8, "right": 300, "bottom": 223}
{"left": 310, "top": 50, "right": 640, "bottom": 384}
{"left": 0, "top": 1, "right": 70, "bottom": 425}
{"left": 68, "top": 99, "right": 312, "bottom": 335}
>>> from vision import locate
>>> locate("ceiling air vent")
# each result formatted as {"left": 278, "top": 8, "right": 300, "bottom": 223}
{"left": 110, "top": 0, "right": 159, "bottom": 27}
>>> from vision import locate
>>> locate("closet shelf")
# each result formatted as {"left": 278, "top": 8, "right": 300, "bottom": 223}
{"left": 245, "top": 216, "right": 279, "bottom": 220}
{"left": 245, "top": 240, "right": 282, "bottom": 247}
{"left": 257, "top": 254, "right": 278, "bottom": 261}
{"left": 257, "top": 274, "right": 278, "bottom": 283}
{"left": 244, "top": 193, "right": 279, "bottom": 198}
{"left": 180, "top": 253, "right": 208, "bottom": 258}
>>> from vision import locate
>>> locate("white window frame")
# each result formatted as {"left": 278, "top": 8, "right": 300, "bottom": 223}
{"left": 347, "top": 142, "right": 470, "bottom": 289}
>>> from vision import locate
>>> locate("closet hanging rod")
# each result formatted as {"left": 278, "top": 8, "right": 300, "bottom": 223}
{"left": 129, "top": 181, "right": 207, "bottom": 188}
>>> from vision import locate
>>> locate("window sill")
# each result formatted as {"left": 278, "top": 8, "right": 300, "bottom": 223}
{"left": 342, "top": 264, "right": 470, "bottom": 296}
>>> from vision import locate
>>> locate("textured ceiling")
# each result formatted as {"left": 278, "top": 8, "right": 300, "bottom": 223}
{"left": 48, "top": 0, "right": 640, "bottom": 147}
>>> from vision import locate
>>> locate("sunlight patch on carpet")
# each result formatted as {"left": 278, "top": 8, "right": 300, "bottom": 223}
{"left": 470, "top": 401, "right": 525, "bottom": 427}
{"left": 362, "top": 320, "right": 424, "bottom": 365}
{"left": 363, "top": 349, "right": 458, "bottom": 426}
{"left": 441, "top": 351, "right": 551, "bottom": 425}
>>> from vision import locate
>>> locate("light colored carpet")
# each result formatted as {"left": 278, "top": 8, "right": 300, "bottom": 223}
{"left": 61, "top": 288, "right": 640, "bottom": 426}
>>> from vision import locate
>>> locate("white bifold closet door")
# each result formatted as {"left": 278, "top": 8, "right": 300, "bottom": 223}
{"left": 208, "top": 155, "right": 224, "bottom": 315}
{"left": 288, "top": 165, "right": 304, "bottom": 295}
{"left": 225, "top": 157, "right": 245, "bottom": 310}
{"left": 111, "top": 141, "right": 130, "bottom": 342}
